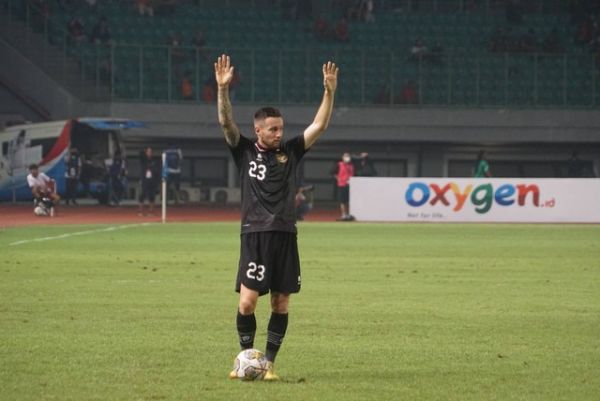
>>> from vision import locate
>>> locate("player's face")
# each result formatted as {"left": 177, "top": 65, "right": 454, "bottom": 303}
{"left": 255, "top": 117, "right": 284, "bottom": 150}
{"left": 30, "top": 168, "right": 39, "bottom": 177}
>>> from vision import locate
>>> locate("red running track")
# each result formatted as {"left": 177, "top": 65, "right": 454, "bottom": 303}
{"left": 0, "top": 204, "right": 340, "bottom": 228}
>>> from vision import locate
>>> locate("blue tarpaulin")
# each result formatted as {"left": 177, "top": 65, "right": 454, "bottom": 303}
{"left": 79, "top": 119, "right": 146, "bottom": 130}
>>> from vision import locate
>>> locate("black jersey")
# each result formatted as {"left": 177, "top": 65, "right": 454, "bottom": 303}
{"left": 229, "top": 134, "right": 307, "bottom": 234}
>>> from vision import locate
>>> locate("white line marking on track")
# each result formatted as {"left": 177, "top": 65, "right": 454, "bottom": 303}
{"left": 8, "top": 223, "right": 152, "bottom": 246}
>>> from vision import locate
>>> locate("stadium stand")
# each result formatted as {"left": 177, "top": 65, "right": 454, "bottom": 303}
{"left": 1, "top": 0, "right": 599, "bottom": 108}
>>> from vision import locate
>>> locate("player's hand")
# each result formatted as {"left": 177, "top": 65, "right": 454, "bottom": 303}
{"left": 323, "top": 61, "right": 339, "bottom": 94}
{"left": 214, "top": 54, "right": 235, "bottom": 88}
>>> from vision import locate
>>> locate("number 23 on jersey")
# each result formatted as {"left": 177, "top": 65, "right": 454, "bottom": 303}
{"left": 248, "top": 161, "right": 267, "bottom": 181}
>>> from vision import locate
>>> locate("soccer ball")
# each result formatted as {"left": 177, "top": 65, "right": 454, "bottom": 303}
{"left": 34, "top": 205, "right": 48, "bottom": 216}
{"left": 233, "top": 349, "right": 268, "bottom": 381}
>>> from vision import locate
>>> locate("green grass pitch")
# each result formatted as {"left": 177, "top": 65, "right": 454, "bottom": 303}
{"left": 1, "top": 222, "right": 599, "bottom": 401}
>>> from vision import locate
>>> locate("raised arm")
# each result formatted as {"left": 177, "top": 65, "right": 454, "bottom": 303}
{"left": 303, "top": 61, "right": 339, "bottom": 150}
{"left": 214, "top": 54, "right": 241, "bottom": 147}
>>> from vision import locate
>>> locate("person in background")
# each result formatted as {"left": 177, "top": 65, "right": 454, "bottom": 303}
{"left": 356, "top": 152, "right": 377, "bottom": 177}
{"left": 27, "top": 163, "right": 60, "bottom": 215}
{"left": 109, "top": 150, "right": 127, "bottom": 206}
{"left": 64, "top": 147, "right": 81, "bottom": 205}
{"left": 295, "top": 184, "right": 314, "bottom": 221}
{"left": 473, "top": 150, "right": 492, "bottom": 178}
{"left": 181, "top": 71, "right": 194, "bottom": 100}
{"left": 138, "top": 147, "right": 158, "bottom": 216}
{"left": 164, "top": 144, "right": 183, "bottom": 205}
{"left": 79, "top": 153, "right": 93, "bottom": 197}
{"left": 135, "top": 0, "right": 154, "bottom": 17}
{"left": 90, "top": 16, "right": 112, "bottom": 45}
{"left": 333, "top": 152, "right": 355, "bottom": 221}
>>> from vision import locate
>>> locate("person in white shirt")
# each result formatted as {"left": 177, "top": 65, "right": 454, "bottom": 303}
{"left": 27, "top": 163, "right": 60, "bottom": 204}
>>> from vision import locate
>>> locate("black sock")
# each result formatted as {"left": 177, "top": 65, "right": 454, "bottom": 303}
{"left": 265, "top": 312, "right": 288, "bottom": 363}
{"left": 236, "top": 311, "right": 256, "bottom": 350}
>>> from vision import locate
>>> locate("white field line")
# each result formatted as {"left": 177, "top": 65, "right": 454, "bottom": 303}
{"left": 8, "top": 223, "right": 151, "bottom": 246}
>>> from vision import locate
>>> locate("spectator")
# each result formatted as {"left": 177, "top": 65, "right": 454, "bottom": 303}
{"left": 397, "top": 80, "right": 418, "bottom": 105}
{"left": 90, "top": 16, "right": 112, "bottom": 45}
{"left": 67, "top": 17, "right": 87, "bottom": 44}
{"left": 344, "top": 1, "right": 360, "bottom": 21}
{"left": 589, "top": 19, "right": 600, "bottom": 52}
{"left": 99, "top": 57, "right": 118, "bottom": 86}
{"left": 473, "top": 151, "right": 492, "bottom": 178}
{"left": 166, "top": 31, "right": 185, "bottom": 63}
{"left": 202, "top": 75, "right": 216, "bottom": 102}
{"left": 138, "top": 147, "right": 158, "bottom": 216}
{"left": 229, "top": 68, "right": 241, "bottom": 101}
{"left": 374, "top": 83, "right": 391, "bottom": 105}
{"left": 63, "top": 147, "right": 81, "bottom": 205}
{"left": 79, "top": 154, "right": 93, "bottom": 197}
{"left": 410, "top": 39, "right": 428, "bottom": 61}
{"left": 332, "top": 152, "right": 355, "bottom": 221}
{"left": 135, "top": 0, "right": 154, "bottom": 17}
{"left": 84, "top": 0, "right": 98, "bottom": 12}
{"left": 181, "top": 71, "right": 194, "bottom": 100}
{"left": 357, "top": 0, "right": 375, "bottom": 23}
{"left": 576, "top": 15, "right": 593, "bottom": 45}
{"left": 314, "top": 14, "right": 330, "bottom": 41}
{"left": 333, "top": 17, "right": 349, "bottom": 42}
{"left": 32, "top": 0, "right": 50, "bottom": 28}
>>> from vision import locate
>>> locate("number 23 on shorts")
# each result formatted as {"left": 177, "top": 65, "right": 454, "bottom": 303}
{"left": 246, "top": 262, "right": 265, "bottom": 282}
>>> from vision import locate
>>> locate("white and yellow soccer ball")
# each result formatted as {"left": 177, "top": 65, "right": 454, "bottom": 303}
{"left": 233, "top": 349, "right": 268, "bottom": 381}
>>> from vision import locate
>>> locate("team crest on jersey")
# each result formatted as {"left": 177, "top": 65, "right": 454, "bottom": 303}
{"left": 276, "top": 152, "right": 288, "bottom": 164}
{"left": 256, "top": 153, "right": 263, "bottom": 161}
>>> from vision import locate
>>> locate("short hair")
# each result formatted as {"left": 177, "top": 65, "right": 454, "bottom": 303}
{"left": 29, "top": 163, "right": 38, "bottom": 170}
{"left": 254, "top": 107, "right": 282, "bottom": 122}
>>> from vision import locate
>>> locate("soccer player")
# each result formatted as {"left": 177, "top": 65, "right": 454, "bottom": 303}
{"left": 214, "top": 54, "right": 338, "bottom": 380}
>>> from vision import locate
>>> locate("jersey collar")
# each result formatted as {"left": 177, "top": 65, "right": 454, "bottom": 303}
{"left": 254, "top": 142, "right": 279, "bottom": 153}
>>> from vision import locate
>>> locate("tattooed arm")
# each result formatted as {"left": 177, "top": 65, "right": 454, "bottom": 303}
{"left": 304, "top": 61, "right": 339, "bottom": 150}
{"left": 214, "top": 54, "right": 240, "bottom": 147}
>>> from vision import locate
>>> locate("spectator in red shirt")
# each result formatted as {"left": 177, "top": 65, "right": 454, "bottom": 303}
{"left": 332, "top": 152, "right": 355, "bottom": 221}
{"left": 314, "top": 14, "right": 330, "bottom": 41}
{"left": 397, "top": 80, "right": 418, "bottom": 105}
{"left": 334, "top": 17, "right": 349, "bottom": 42}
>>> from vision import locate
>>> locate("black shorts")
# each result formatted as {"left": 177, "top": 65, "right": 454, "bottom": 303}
{"left": 338, "top": 185, "right": 349, "bottom": 203}
{"left": 139, "top": 178, "right": 156, "bottom": 202}
{"left": 167, "top": 173, "right": 181, "bottom": 190}
{"left": 236, "top": 231, "right": 301, "bottom": 296}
